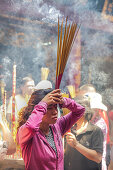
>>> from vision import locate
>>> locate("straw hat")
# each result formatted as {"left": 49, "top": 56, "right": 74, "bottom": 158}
{"left": 84, "top": 92, "right": 107, "bottom": 111}
{"left": 35, "top": 80, "right": 52, "bottom": 90}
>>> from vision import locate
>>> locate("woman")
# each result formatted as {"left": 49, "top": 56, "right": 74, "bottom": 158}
{"left": 65, "top": 100, "right": 104, "bottom": 170}
{"left": 17, "top": 88, "right": 85, "bottom": 170}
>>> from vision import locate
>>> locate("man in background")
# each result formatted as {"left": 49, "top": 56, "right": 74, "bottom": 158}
{"left": 6, "top": 77, "right": 35, "bottom": 128}
{"left": 77, "top": 84, "right": 111, "bottom": 169}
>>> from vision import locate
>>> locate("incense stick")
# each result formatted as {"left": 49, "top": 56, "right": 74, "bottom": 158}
{"left": 67, "top": 85, "right": 76, "bottom": 98}
{"left": 55, "top": 17, "right": 80, "bottom": 89}
{"left": 41, "top": 67, "right": 49, "bottom": 80}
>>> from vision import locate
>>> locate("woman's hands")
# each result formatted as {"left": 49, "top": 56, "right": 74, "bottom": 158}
{"left": 66, "top": 132, "right": 78, "bottom": 148}
{"left": 41, "top": 89, "right": 64, "bottom": 106}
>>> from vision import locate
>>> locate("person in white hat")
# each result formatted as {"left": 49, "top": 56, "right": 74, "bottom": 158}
{"left": 64, "top": 98, "right": 104, "bottom": 170}
{"left": 35, "top": 80, "right": 52, "bottom": 90}
{"left": 84, "top": 92, "right": 108, "bottom": 170}
{"left": 85, "top": 92, "right": 107, "bottom": 111}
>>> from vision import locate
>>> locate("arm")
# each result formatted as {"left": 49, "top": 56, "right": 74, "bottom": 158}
{"left": 17, "top": 101, "right": 47, "bottom": 144}
{"left": 74, "top": 142, "right": 102, "bottom": 163}
{"left": 0, "top": 121, "right": 16, "bottom": 155}
{"left": 17, "top": 89, "right": 63, "bottom": 145}
{"left": 58, "top": 97, "right": 85, "bottom": 135}
{"left": 66, "top": 131, "right": 103, "bottom": 163}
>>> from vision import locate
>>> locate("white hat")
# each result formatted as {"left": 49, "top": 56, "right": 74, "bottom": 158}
{"left": 35, "top": 80, "right": 52, "bottom": 90}
{"left": 84, "top": 92, "right": 107, "bottom": 111}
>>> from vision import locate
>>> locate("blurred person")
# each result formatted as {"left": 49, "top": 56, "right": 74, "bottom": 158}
{"left": 78, "top": 84, "right": 110, "bottom": 169}
{"left": 109, "top": 110, "right": 113, "bottom": 122}
{"left": 64, "top": 99, "right": 104, "bottom": 170}
{"left": 108, "top": 110, "right": 113, "bottom": 142}
{"left": 35, "top": 80, "right": 52, "bottom": 90}
{"left": 0, "top": 114, "right": 16, "bottom": 160}
{"left": 108, "top": 110, "right": 113, "bottom": 170}
{"left": 16, "top": 88, "right": 85, "bottom": 170}
{"left": 108, "top": 143, "right": 113, "bottom": 170}
{"left": 77, "top": 84, "right": 96, "bottom": 99}
{"left": 6, "top": 77, "right": 35, "bottom": 128}
{"left": 86, "top": 92, "right": 108, "bottom": 170}
{"left": 0, "top": 140, "right": 7, "bottom": 160}
{"left": 100, "top": 109, "right": 111, "bottom": 169}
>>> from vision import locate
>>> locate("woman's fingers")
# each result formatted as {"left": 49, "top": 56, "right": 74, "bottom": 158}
{"left": 66, "top": 133, "right": 74, "bottom": 138}
{"left": 48, "top": 91, "right": 63, "bottom": 104}
{"left": 50, "top": 93, "right": 62, "bottom": 98}
{"left": 50, "top": 89, "right": 61, "bottom": 94}
{"left": 41, "top": 89, "right": 63, "bottom": 105}
{"left": 66, "top": 132, "right": 77, "bottom": 148}
{"left": 48, "top": 96, "right": 62, "bottom": 104}
{"left": 50, "top": 91, "right": 62, "bottom": 98}
{"left": 66, "top": 133, "right": 75, "bottom": 142}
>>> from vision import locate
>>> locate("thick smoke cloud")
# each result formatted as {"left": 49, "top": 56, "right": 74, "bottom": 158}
{"left": 0, "top": 0, "right": 113, "bottom": 108}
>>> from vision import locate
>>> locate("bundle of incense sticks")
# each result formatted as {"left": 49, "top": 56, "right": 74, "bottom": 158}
{"left": 67, "top": 85, "right": 76, "bottom": 98}
{"left": 41, "top": 67, "right": 49, "bottom": 80}
{"left": 55, "top": 17, "right": 80, "bottom": 89}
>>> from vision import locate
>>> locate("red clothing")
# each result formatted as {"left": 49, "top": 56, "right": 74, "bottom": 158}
{"left": 109, "top": 110, "right": 113, "bottom": 121}
{"left": 17, "top": 97, "right": 85, "bottom": 170}
{"left": 99, "top": 110, "right": 110, "bottom": 143}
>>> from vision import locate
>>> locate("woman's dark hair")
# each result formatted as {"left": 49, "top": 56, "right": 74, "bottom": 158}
{"left": 75, "top": 98, "right": 94, "bottom": 122}
{"left": 84, "top": 106, "right": 94, "bottom": 122}
{"left": 17, "top": 88, "right": 52, "bottom": 129}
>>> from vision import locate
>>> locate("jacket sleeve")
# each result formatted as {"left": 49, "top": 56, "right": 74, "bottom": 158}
{"left": 57, "top": 97, "right": 85, "bottom": 136}
{"left": 17, "top": 101, "right": 47, "bottom": 145}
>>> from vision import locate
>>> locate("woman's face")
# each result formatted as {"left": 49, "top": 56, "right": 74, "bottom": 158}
{"left": 42, "top": 104, "right": 58, "bottom": 124}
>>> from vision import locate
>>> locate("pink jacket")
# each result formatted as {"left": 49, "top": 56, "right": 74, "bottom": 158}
{"left": 17, "top": 97, "right": 85, "bottom": 170}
